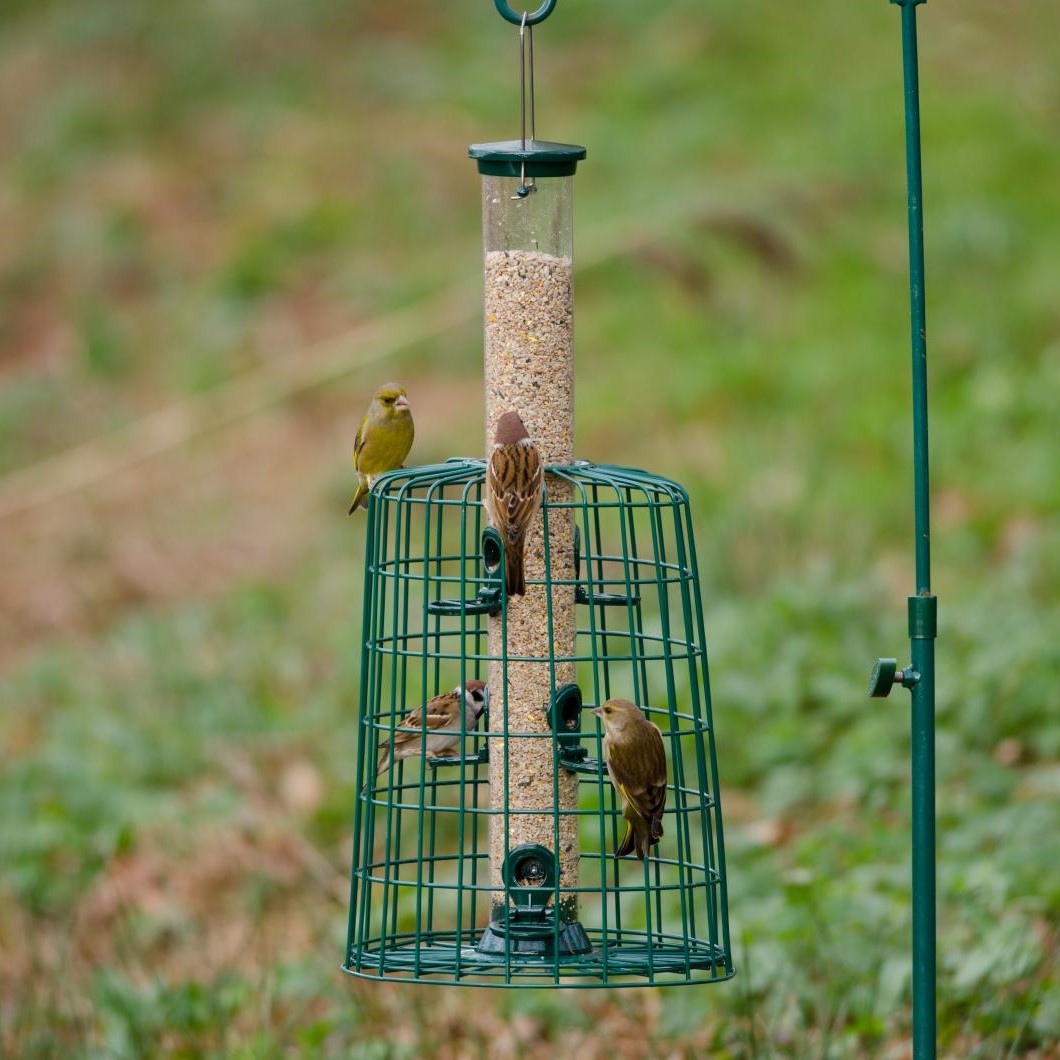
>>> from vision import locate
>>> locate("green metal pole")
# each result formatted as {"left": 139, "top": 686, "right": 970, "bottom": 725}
{"left": 893, "top": 1, "right": 937, "bottom": 1056}
{"left": 896, "top": 0, "right": 931, "bottom": 593}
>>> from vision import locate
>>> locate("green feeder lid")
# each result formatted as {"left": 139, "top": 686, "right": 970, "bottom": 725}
{"left": 469, "top": 139, "right": 586, "bottom": 178}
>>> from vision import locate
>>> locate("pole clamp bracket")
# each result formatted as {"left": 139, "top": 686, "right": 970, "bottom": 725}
{"left": 908, "top": 594, "right": 938, "bottom": 640}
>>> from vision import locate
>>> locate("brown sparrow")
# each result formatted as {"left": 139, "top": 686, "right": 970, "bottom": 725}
{"left": 373, "top": 680, "right": 488, "bottom": 778}
{"left": 484, "top": 411, "right": 543, "bottom": 597}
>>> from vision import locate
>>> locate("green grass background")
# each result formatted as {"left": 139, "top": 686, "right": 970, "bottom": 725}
{"left": 1, "top": 0, "right": 1058, "bottom": 1055}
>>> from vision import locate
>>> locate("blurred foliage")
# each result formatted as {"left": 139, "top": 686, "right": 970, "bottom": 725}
{"left": 1, "top": 0, "right": 1058, "bottom": 1056}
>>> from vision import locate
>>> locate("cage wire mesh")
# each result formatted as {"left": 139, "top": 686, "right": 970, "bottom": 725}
{"left": 344, "top": 458, "right": 732, "bottom": 986}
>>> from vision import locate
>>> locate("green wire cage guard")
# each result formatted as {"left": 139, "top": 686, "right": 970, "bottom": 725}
{"left": 344, "top": 461, "right": 732, "bottom": 986}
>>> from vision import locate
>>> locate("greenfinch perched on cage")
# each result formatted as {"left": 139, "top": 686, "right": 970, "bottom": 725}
{"left": 593, "top": 699, "right": 667, "bottom": 860}
{"left": 348, "top": 383, "right": 415, "bottom": 514}
{"left": 484, "top": 411, "right": 543, "bottom": 596}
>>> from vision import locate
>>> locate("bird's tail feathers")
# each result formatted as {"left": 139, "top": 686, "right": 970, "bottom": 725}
{"left": 615, "top": 817, "right": 662, "bottom": 861}
{"left": 615, "top": 821, "right": 637, "bottom": 860}
{"left": 637, "top": 827, "right": 653, "bottom": 860}
{"left": 348, "top": 477, "right": 369, "bottom": 515}
{"left": 651, "top": 813, "right": 665, "bottom": 843}
{"left": 504, "top": 541, "right": 526, "bottom": 597}
{"left": 374, "top": 743, "right": 391, "bottom": 776}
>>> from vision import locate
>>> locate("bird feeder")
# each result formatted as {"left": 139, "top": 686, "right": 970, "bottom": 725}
{"left": 345, "top": 0, "right": 732, "bottom": 987}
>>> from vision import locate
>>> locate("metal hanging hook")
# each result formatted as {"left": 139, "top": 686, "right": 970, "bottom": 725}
{"left": 494, "top": 0, "right": 558, "bottom": 27}
{"left": 513, "top": 12, "right": 537, "bottom": 199}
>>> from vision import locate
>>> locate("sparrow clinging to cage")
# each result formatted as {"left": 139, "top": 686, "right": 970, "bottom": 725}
{"left": 348, "top": 382, "right": 415, "bottom": 514}
{"left": 484, "top": 411, "right": 543, "bottom": 597}
{"left": 593, "top": 699, "right": 667, "bottom": 860}
{"left": 372, "top": 680, "right": 488, "bottom": 782}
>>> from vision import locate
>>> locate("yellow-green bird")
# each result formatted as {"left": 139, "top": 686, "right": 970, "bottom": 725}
{"left": 593, "top": 699, "right": 667, "bottom": 860}
{"left": 348, "top": 383, "right": 414, "bottom": 514}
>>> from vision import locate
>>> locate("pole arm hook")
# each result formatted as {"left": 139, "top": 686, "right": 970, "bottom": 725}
{"left": 494, "top": 0, "right": 558, "bottom": 27}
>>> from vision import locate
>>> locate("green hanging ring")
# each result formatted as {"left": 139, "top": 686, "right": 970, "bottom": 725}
{"left": 494, "top": 0, "right": 558, "bottom": 27}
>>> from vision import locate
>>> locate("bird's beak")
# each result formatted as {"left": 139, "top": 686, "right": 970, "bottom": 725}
{"left": 591, "top": 707, "right": 603, "bottom": 719}
{"left": 394, "top": 395, "right": 410, "bottom": 412}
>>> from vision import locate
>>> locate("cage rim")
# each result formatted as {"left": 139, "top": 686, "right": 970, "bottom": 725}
{"left": 368, "top": 458, "right": 691, "bottom": 505}
{"left": 344, "top": 926, "right": 732, "bottom": 988}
